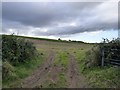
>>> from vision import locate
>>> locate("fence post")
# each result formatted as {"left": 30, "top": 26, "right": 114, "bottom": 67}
{"left": 102, "top": 49, "right": 104, "bottom": 67}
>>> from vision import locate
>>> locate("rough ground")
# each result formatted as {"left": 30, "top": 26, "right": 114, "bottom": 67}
{"left": 67, "top": 54, "right": 89, "bottom": 88}
{"left": 21, "top": 51, "right": 89, "bottom": 88}
{"left": 22, "top": 52, "right": 55, "bottom": 88}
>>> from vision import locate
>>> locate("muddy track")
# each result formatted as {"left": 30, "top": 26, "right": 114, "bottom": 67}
{"left": 40, "top": 59, "right": 62, "bottom": 88}
{"left": 21, "top": 52, "right": 55, "bottom": 88}
{"left": 67, "top": 54, "right": 89, "bottom": 88}
{"left": 47, "top": 59, "right": 62, "bottom": 83}
{"left": 21, "top": 52, "right": 89, "bottom": 88}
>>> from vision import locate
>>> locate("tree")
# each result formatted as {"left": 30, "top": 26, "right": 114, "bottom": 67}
{"left": 58, "top": 38, "right": 61, "bottom": 41}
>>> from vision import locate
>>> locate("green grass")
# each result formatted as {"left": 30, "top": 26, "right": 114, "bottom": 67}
{"left": 53, "top": 51, "right": 60, "bottom": 66}
{"left": 52, "top": 43, "right": 92, "bottom": 88}
{"left": 55, "top": 72, "right": 67, "bottom": 88}
{"left": 60, "top": 52, "right": 68, "bottom": 69}
{"left": 0, "top": 67, "right": 2, "bottom": 89}
{"left": 83, "top": 66, "right": 120, "bottom": 88}
{"left": 75, "top": 45, "right": 120, "bottom": 88}
{"left": 72, "top": 45, "right": 120, "bottom": 88}
{"left": 53, "top": 51, "right": 68, "bottom": 88}
{"left": 5, "top": 34, "right": 117, "bottom": 88}
{"left": 54, "top": 52, "right": 68, "bottom": 88}
{"left": 74, "top": 46, "right": 92, "bottom": 73}
{"left": 2, "top": 53, "right": 45, "bottom": 88}
{"left": 3, "top": 35, "right": 118, "bottom": 88}
{"left": 53, "top": 51, "right": 68, "bottom": 69}
{"left": 74, "top": 46, "right": 120, "bottom": 88}
{"left": 76, "top": 52, "right": 120, "bottom": 88}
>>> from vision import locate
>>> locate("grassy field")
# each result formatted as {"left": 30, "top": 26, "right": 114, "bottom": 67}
{"left": 3, "top": 37, "right": 92, "bottom": 88}
{"left": 33, "top": 39, "right": 92, "bottom": 88}
{"left": 2, "top": 36, "right": 120, "bottom": 88}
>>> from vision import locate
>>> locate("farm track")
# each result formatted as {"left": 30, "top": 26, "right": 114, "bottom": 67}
{"left": 22, "top": 51, "right": 55, "bottom": 88}
{"left": 21, "top": 51, "right": 90, "bottom": 88}
{"left": 40, "top": 58, "right": 62, "bottom": 88}
{"left": 67, "top": 54, "right": 89, "bottom": 88}
{"left": 46, "top": 58, "right": 62, "bottom": 83}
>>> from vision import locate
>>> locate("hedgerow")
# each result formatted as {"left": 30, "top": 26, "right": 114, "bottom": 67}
{"left": 82, "top": 39, "right": 120, "bottom": 88}
{"left": 2, "top": 34, "right": 37, "bottom": 65}
{"left": 2, "top": 34, "right": 38, "bottom": 81}
{"left": 84, "top": 38, "right": 120, "bottom": 68}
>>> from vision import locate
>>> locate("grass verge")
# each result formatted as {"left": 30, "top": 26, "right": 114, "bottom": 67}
{"left": 75, "top": 46, "right": 120, "bottom": 88}
{"left": 2, "top": 53, "right": 45, "bottom": 88}
{"left": 83, "top": 66, "right": 120, "bottom": 88}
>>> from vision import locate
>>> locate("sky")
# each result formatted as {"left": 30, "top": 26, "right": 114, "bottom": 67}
{"left": 2, "top": 1, "right": 119, "bottom": 43}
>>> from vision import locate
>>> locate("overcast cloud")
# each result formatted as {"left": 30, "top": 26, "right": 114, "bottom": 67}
{"left": 2, "top": 2, "right": 118, "bottom": 38}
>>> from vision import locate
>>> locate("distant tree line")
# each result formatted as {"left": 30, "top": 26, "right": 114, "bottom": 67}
{"left": 58, "top": 38, "right": 85, "bottom": 43}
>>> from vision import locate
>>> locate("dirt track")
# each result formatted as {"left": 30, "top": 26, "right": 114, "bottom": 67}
{"left": 22, "top": 52, "right": 55, "bottom": 88}
{"left": 67, "top": 54, "right": 89, "bottom": 88}
{"left": 21, "top": 52, "right": 90, "bottom": 88}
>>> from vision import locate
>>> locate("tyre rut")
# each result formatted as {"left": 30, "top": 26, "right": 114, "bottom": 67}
{"left": 67, "top": 54, "right": 89, "bottom": 88}
{"left": 22, "top": 52, "right": 55, "bottom": 88}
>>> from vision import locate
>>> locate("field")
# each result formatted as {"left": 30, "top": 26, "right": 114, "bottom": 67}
{"left": 2, "top": 37, "right": 92, "bottom": 88}
{"left": 2, "top": 37, "right": 120, "bottom": 88}
{"left": 22, "top": 39, "right": 92, "bottom": 88}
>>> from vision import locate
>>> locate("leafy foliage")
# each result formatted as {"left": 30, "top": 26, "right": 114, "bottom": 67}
{"left": 82, "top": 39, "right": 120, "bottom": 88}
{"left": 100, "top": 39, "right": 120, "bottom": 60}
{"left": 2, "top": 34, "right": 37, "bottom": 65}
{"left": 2, "top": 34, "right": 38, "bottom": 82}
{"left": 84, "top": 38, "right": 120, "bottom": 68}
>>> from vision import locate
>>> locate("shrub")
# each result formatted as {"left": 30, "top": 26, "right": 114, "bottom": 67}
{"left": 2, "top": 34, "right": 37, "bottom": 66}
{"left": 2, "top": 34, "right": 38, "bottom": 84}
{"left": 101, "top": 39, "right": 120, "bottom": 60}
{"left": 84, "top": 38, "right": 120, "bottom": 68}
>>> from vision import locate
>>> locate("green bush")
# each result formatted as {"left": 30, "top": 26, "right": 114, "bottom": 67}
{"left": 2, "top": 34, "right": 37, "bottom": 66}
{"left": 101, "top": 39, "right": 120, "bottom": 60}
{"left": 82, "top": 39, "right": 120, "bottom": 88}
{"left": 2, "top": 34, "right": 39, "bottom": 86}
{"left": 84, "top": 38, "right": 120, "bottom": 68}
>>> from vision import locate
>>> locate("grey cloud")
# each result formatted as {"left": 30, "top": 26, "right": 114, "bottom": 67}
{"left": 2, "top": 2, "right": 80, "bottom": 27}
{"left": 2, "top": 2, "right": 118, "bottom": 36}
